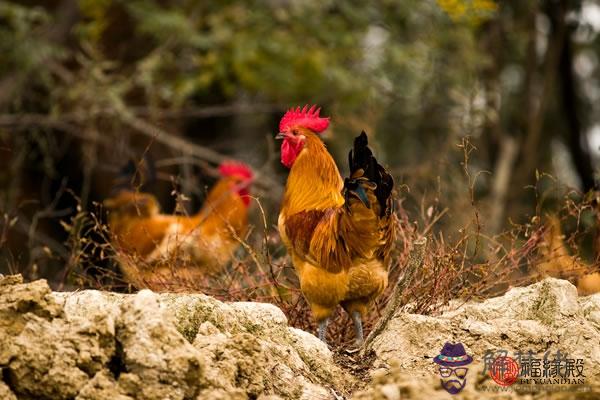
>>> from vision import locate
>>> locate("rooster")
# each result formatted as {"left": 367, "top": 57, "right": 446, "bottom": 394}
{"left": 276, "top": 105, "right": 396, "bottom": 345}
{"left": 537, "top": 215, "right": 600, "bottom": 295}
{"left": 104, "top": 160, "right": 254, "bottom": 291}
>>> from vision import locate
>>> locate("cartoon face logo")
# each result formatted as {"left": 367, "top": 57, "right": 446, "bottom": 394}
{"left": 433, "top": 342, "right": 473, "bottom": 395}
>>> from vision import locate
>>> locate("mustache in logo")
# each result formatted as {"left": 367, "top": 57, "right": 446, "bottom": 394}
{"left": 441, "top": 379, "right": 466, "bottom": 395}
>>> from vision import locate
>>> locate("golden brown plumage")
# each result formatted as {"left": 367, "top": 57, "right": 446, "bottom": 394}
{"left": 104, "top": 162, "right": 253, "bottom": 291}
{"left": 537, "top": 215, "right": 600, "bottom": 295}
{"left": 277, "top": 108, "right": 396, "bottom": 345}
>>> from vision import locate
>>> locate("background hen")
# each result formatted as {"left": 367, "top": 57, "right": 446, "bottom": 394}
{"left": 104, "top": 160, "right": 254, "bottom": 291}
{"left": 538, "top": 215, "right": 600, "bottom": 295}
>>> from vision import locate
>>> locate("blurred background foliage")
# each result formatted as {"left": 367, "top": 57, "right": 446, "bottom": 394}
{"left": 1, "top": 0, "right": 600, "bottom": 289}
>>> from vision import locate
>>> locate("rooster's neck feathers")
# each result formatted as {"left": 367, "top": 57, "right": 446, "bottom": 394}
{"left": 282, "top": 133, "right": 344, "bottom": 215}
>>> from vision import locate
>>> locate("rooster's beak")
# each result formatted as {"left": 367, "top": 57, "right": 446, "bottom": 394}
{"left": 275, "top": 132, "right": 287, "bottom": 140}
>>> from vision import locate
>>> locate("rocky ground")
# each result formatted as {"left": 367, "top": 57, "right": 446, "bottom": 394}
{"left": 0, "top": 274, "right": 598, "bottom": 399}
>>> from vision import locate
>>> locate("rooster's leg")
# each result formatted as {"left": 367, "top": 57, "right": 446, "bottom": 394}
{"left": 352, "top": 311, "right": 363, "bottom": 345}
{"left": 318, "top": 318, "right": 329, "bottom": 344}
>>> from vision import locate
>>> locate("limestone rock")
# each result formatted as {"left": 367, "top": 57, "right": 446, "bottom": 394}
{"left": 0, "top": 275, "right": 114, "bottom": 399}
{"left": 0, "top": 380, "right": 17, "bottom": 400}
{"left": 1, "top": 274, "right": 597, "bottom": 399}
{"left": 351, "top": 359, "right": 525, "bottom": 400}
{"left": 0, "top": 275, "right": 347, "bottom": 399}
{"left": 115, "top": 290, "right": 203, "bottom": 400}
{"left": 76, "top": 371, "right": 134, "bottom": 400}
{"left": 364, "top": 278, "right": 600, "bottom": 397}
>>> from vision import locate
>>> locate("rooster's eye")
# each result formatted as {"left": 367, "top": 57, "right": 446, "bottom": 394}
{"left": 292, "top": 129, "right": 299, "bottom": 136}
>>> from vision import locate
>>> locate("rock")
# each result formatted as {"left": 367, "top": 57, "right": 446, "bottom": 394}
{"left": 58, "top": 289, "right": 122, "bottom": 322}
{"left": 157, "top": 293, "right": 289, "bottom": 342}
{"left": 257, "top": 395, "right": 285, "bottom": 400}
{"left": 76, "top": 371, "right": 134, "bottom": 400}
{"left": 0, "top": 274, "right": 62, "bottom": 340}
{"left": 0, "top": 275, "right": 348, "bottom": 399}
{"left": 351, "top": 359, "right": 525, "bottom": 399}
{"left": 0, "top": 275, "right": 114, "bottom": 399}
{"left": 5, "top": 312, "right": 115, "bottom": 399}
{"left": 1, "top": 274, "right": 597, "bottom": 399}
{"left": 364, "top": 278, "right": 600, "bottom": 396}
{"left": 115, "top": 290, "right": 203, "bottom": 400}
{"left": 194, "top": 331, "right": 289, "bottom": 397}
{"left": 173, "top": 295, "right": 349, "bottom": 400}
{"left": 0, "top": 380, "right": 17, "bottom": 400}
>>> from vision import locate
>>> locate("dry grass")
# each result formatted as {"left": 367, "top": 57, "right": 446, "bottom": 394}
{"left": 5, "top": 139, "right": 599, "bottom": 348}
{"left": 58, "top": 187, "right": 599, "bottom": 349}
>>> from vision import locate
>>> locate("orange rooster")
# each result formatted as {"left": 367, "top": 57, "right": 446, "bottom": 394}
{"left": 537, "top": 215, "right": 600, "bottom": 295}
{"left": 104, "top": 161, "right": 254, "bottom": 291}
{"left": 276, "top": 105, "right": 396, "bottom": 345}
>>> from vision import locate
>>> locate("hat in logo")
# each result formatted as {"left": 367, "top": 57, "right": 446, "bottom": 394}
{"left": 433, "top": 342, "right": 473, "bottom": 367}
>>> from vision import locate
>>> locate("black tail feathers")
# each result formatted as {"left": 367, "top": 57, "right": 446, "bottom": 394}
{"left": 348, "top": 131, "right": 378, "bottom": 181}
{"left": 345, "top": 131, "right": 394, "bottom": 216}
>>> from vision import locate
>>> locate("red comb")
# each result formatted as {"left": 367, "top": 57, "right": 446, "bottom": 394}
{"left": 279, "top": 105, "right": 330, "bottom": 134}
{"left": 218, "top": 161, "right": 254, "bottom": 180}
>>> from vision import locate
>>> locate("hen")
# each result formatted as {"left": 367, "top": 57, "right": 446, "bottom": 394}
{"left": 277, "top": 105, "right": 396, "bottom": 345}
{"left": 104, "top": 160, "right": 254, "bottom": 291}
{"left": 538, "top": 215, "right": 600, "bottom": 295}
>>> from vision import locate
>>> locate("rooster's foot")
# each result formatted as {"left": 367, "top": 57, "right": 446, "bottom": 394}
{"left": 352, "top": 311, "right": 363, "bottom": 346}
{"left": 318, "top": 318, "right": 329, "bottom": 346}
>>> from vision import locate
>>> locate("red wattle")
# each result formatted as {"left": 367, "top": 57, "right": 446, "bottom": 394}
{"left": 281, "top": 139, "right": 303, "bottom": 168}
{"left": 238, "top": 188, "right": 251, "bottom": 207}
